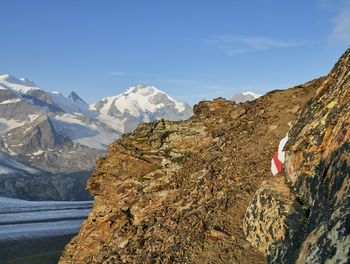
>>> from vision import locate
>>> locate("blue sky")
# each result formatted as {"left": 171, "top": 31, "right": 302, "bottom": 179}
{"left": 0, "top": 0, "right": 349, "bottom": 105}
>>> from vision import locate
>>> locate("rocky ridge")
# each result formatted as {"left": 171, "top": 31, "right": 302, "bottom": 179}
{"left": 59, "top": 76, "right": 323, "bottom": 263}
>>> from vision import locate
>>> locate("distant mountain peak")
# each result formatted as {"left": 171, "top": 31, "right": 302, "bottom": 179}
{"left": 0, "top": 74, "right": 37, "bottom": 87}
{"left": 19, "top": 77, "right": 36, "bottom": 87}
{"left": 91, "top": 83, "right": 193, "bottom": 133}
{"left": 135, "top": 83, "right": 146, "bottom": 89}
{"left": 0, "top": 74, "right": 15, "bottom": 80}
{"left": 231, "top": 91, "right": 261, "bottom": 103}
{"left": 69, "top": 91, "right": 87, "bottom": 104}
{"left": 127, "top": 84, "right": 157, "bottom": 96}
{"left": 0, "top": 74, "right": 12, "bottom": 79}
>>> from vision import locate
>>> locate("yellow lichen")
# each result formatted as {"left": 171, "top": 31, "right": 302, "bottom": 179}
{"left": 326, "top": 101, "right": 337, "bottom": 109}
{"left": 321, "top": 112, "right": 329, "bottom": 126}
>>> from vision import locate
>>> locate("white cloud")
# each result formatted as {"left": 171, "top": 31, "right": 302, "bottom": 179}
{"left": 151, "top": 78, "right": 199, "bottom": 86}
{"left": 110, "top": 71, "right": 126, "bottom": 76}
{"left": 109, "top": 71, "right": 165, "bottom": 78}
{"left": 327, "top": 1, "right": 350, "bottom": 43}
{"left": 208, "top": 35, "right": 302, "bottom": 55}
{"left": 133, "top": 72, "right": 162, "bottom": 78}
{"left": 319, "top": 0, "right": 340, "bottom": 10}
{"left": 109, "top": 71, "right": 199, "bottom": 86}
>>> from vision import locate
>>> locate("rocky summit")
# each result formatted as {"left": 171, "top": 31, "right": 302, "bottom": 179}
{"left": 60, "top": 48, "right": 349, "bottom": 264}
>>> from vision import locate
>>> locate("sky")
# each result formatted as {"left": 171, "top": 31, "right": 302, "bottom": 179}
{"left": 0, "top": 0, "right": 349, "bottom": 105}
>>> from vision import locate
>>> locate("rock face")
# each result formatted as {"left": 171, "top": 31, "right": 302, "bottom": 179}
{"left": 2, "top": 114, "right": 104, "bottom": 174}
{"left": 244, "top": 48, "right": 350, "bottom": 263}
{"left": 243, "top": 173, "right": 306, "bottom": 256}
{"left": 59, "top": 78, "right": 320, "bottom": 263}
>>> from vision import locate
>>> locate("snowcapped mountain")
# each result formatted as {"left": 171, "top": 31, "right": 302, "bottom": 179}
{"left": 231, "top": 91, "right": 261, "bottom": 103}
{"left": 0, "top": 74, "right": 39, "bottom": 93}
{"left": 91, "top": 83, "right": 192, "bottom": 133}
{"left": 0, "top": 74, "right": 193, "bottom": 200}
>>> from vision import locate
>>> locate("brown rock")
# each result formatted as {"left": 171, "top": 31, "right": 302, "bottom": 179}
{"left": 241, "top": 240, "right": 252, "bottom": 250}
{"left": 209, "top": 228, "right": 231, "bottom": 240}
{"left": 243, "top": 174, "right": 304, "bottom": 255}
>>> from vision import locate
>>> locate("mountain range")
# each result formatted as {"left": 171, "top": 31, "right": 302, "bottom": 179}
{"left": 0, "top": 74, "right": 193, "bottom": 200}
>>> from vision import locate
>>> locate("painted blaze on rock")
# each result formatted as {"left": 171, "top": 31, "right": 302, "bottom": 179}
{"left": 271, "top": 133, "right": 288, "bottom": 175}
{"left": 244, "top": 47, "right": 350, "bottom": 264}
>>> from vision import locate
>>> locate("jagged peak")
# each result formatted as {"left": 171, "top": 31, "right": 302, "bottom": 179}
{"left": 68, "top": 91, "right": 87, "bottom": 104}
{"left": 19, "top": 77, "right": 36, "bottom": 87}
{"left": 124, "top": 83, "right": 158, "bottom": 96}
{"left": 135, "top": 83, "right": 147, "bottom": 89}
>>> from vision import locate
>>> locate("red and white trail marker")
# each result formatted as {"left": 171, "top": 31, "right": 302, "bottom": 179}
{"left": 271, "top": 133, "right": 288, "bottom": 175}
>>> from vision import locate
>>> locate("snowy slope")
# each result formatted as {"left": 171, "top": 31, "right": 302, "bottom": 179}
{"left": 92, "top": 84, "right": 186, "bottom": 115}
{"left": 49, "top": 91, "right": 98, "bottom": 117}
{"left": 50, "top": 91, "right": 84, "bottom": 114}
{"left": 0, "top": 74, "right": 39, "bottom": 94}
{"left": 0, "top": 150, "right": 40, "bottom": 177}
{"left": 51, "top": 113, "right": 118, "bottom": 150}
{"left": 0, "top": 74, "right": 64, "bottom": 114}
